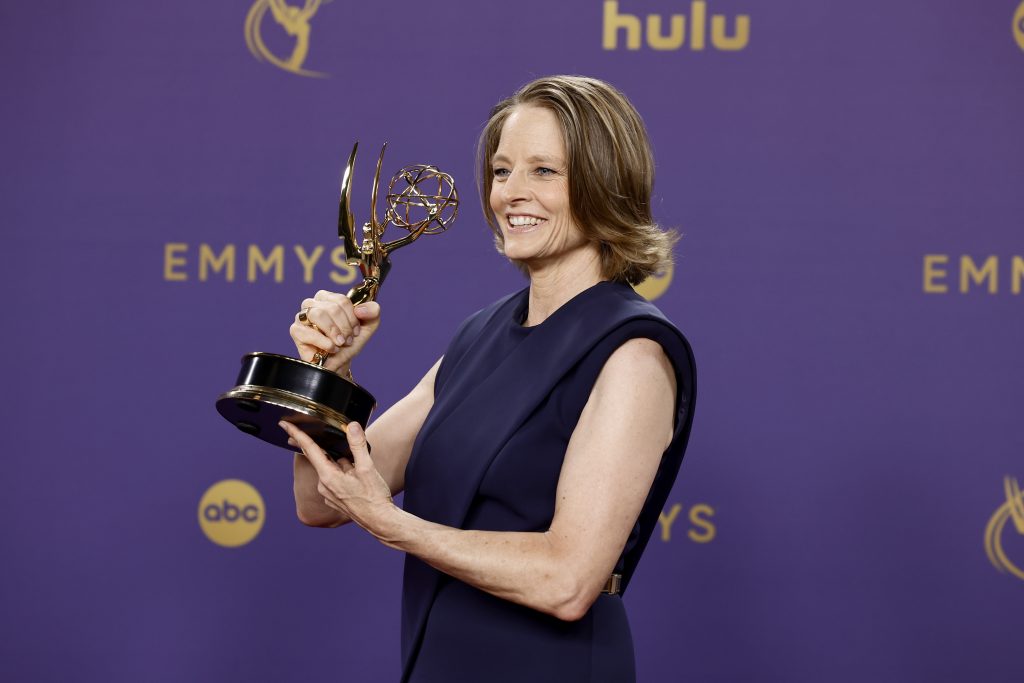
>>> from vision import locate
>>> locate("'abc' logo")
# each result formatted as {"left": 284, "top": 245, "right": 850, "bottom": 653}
{"left": 198, "top": 479, "right": 265, "bottom": 547}
{"left": 1016, "top": 1, "right": 1024, "bottom": 52}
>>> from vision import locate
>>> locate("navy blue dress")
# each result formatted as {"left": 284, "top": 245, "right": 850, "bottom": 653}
{"left": 400, "top": 281, "right": 696, "bottom": 683}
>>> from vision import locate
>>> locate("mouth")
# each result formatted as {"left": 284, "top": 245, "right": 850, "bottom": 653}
{"left": 506, "top": 214, "right": 547, "bottom": 234}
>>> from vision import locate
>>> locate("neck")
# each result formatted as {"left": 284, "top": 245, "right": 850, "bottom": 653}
{"left": 523, "top": 245, "right": 605, "bottom": 327}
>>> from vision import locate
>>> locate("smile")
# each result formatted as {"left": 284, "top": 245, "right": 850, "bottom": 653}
{"left": 506, "top": 215, "right": 547, "bottom": 233}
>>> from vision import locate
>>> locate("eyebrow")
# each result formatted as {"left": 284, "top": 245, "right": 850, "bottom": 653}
{"left": 491, "top": 153, "right": 564, "bottom": 165}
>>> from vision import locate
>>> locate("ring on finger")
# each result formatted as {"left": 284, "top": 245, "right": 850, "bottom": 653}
{"left": 298, "top": 307, "right": 323, "bottom": 335}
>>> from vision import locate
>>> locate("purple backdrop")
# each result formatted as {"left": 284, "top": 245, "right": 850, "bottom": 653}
{"left": 3, "top": 1, "right": 1023, "bottom": 681}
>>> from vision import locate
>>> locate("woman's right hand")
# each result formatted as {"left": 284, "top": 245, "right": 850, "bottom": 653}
{"left": 289, "top": 290, "right": 381, "bottom": 375}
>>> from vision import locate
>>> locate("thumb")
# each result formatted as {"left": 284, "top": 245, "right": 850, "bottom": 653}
{"left": 339, "top": 301, "right": 380, "bottom": 363}
{"left": 353, "top": 301, "right": 381, "bottom": 334}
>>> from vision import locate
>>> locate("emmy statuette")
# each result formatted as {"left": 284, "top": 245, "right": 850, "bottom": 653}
{"left": 216, "top": 143, "right": 458, "bottom": 460}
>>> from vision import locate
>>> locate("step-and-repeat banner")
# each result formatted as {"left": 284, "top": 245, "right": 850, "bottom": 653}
{"left": 3, "top": 1, "right": 1022, "bottom": 681}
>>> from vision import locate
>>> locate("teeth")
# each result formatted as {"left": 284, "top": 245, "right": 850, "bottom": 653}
{"left": 508, "top": 216, "right": 544, "bottom": 226}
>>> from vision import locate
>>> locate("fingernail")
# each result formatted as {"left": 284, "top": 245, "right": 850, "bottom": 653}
{"left": 278, "top": 420, "right": 289, "bottom": 429}
{"left": 335, "top": 335, "right": 346, "bottom": 345}
{"left": 287, "top": 437, "right": 297, "bottom": 446}
{"left": 353, "top": 325, "right": 361, "bottom": 337}
{"left": 354, "top": 304, "right": 368, "bottom": 314}
{"left": 346, "top": 336, "right": 354, "bottom": 346}
{"left": 348, "top": 422, "right": 363, "bottom": 437}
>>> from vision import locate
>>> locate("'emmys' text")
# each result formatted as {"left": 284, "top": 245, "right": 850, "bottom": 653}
{"left": 164, "top": 243, "right": 359, "bottom": 284}
{"left": 658, "top": 502, "right": 716, "bottom": 543}
{"left": 923, "top": 254, "right": 1024, "bottom": 295}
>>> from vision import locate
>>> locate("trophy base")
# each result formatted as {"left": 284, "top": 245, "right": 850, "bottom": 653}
{"left": 216, "top": 353, "right": 376, "bottom": 461}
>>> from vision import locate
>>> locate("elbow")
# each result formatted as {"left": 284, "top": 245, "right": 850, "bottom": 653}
{"left": 542, "top": 575, "right": 600, "bottom": 622}
{"left": 550, "top": 599, "right": 592, "bottom": 623}
{"left": 295, "top": 507, "right": 346, "bottom": 528}
{"left": 532, "top": 537, "right": 604, "bottom": 621}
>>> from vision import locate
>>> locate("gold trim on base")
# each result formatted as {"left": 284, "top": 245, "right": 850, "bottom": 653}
{"left": 221, "top": 384, "right": 351, "bottom": 431}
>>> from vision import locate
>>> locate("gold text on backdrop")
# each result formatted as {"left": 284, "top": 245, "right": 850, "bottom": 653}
{"left": 163, "top": 243, "right": 359, "bottom": 284}
{"left": 922, "top": 254, "right": 1024, "bottom": 295}
{"left": 658, "top": 502, "right": 716, "bottom": 543}
{"left": 603, "top": 0, "right": 750, "bottom": 51}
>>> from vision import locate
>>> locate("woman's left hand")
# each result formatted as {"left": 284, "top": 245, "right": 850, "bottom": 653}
{"left": 279, "top": 420, "right": 395, "bottom": 532}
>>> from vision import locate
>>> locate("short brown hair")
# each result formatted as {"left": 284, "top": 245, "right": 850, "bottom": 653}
{"left": 478, "top": 75, "right": 675, "bottom": 285}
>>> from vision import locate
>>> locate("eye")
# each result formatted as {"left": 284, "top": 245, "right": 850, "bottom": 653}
{"left": 535, "top": 167, "right": 555, "bottom": 176}
{"left": 493, "top": 167, "right": 510, "bottom": 180}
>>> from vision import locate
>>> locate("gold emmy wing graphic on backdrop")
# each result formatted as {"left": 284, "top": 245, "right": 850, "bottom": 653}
{"left": 244, "top": 0, "right": 331, "bottom": 77}
{"left": 984, "top": 476, "right": 1024, "bottom": 581}
{"left": 1015, "top": 1, "right": 1024, "bottom": 52}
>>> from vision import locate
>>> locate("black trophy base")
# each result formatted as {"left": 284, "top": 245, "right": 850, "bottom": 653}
{"left": 216, "top": 352, "right": 376, "bottom": 461}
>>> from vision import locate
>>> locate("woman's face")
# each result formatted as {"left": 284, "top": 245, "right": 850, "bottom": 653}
{"left": 489, "top": 105, "right": 588, "bottom": 267}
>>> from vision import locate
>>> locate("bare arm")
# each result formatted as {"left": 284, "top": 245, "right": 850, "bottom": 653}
{"left": 287, "top": 338, "right": 677, "bottom": 620}
{"left": 287, "top": 291, "right": 436, "bottom": 527}
{"left": 293, "top": 357, "right": 440, "bottom": 527}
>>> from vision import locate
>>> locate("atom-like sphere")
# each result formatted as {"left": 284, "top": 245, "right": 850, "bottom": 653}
{"left": 386, "top": 165, "right": 459, "bottom": 235}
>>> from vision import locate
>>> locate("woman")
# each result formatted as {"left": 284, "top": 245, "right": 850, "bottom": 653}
{"left": 279, "top": 75, "right": 696, "bottom": 682}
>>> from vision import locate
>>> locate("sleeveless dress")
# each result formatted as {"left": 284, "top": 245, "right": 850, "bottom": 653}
{"left": 400, "top": 281, "right": 696, "bottom": 683}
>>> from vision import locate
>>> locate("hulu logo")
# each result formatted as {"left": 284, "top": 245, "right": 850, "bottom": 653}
{"left": 603, "top": 0, "right": 750, "bottom": 51}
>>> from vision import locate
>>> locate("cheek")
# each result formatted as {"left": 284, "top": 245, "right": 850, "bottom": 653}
{"left": 548, "top": 211, "right": 586, "bottom": 250}
{"left": 552, "top": 220, "right": 579, "bottom": 248}
{"left": 489, "top": 185, "right": 502, "bottom": 216}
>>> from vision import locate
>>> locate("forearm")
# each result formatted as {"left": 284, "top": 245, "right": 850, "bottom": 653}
{"left": 369, "top": 506, "right": 594, "bottom": 621}
{"left": 294, "top": 453, "right": 349, "bottom": 527}
{"left": 293, "top": 405, "right": 416, "bottom": 527}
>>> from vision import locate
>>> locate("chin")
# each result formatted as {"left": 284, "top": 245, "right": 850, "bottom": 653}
{"left": 501, "top": 239, "right": 540, "bottom": 264}
{"left": 500, "top": 234, "right": 529, "bottom": 259}
{"left": 502, "top": 250, "right": 532, "bottom": 265}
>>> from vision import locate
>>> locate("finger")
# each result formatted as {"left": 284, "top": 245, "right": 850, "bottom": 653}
{"left": 315, "top": 291, "right": 360, "bottom": 340}
{"left": 346, "top": 422, "right": 373, "bottom": 471}
{"left": 305, "top": 306, "right": 351, "bottom": 347}
{"left": 279, "top": 421, "right": 337, "bottom": 478}
{"left": 306, "top": 303, "right": 355, "bottom": 347}
{"left": 313, "top": 290, "right": 338, "bottom": 302}
{"left": 289, "top": 322, "right": 340, "bottom": 360}
{"left": 302, "top": 293, "right": 353, "bottom": 345}
{"left": 352, "top": 303, "right": 381, "bottom": 341}
{"left": 297, "top": 299, "right": 345, "bottom": 340}
{"left": 335, "top": 298, "right": 361, "bottom": 337}
{"left": 337, "top": 457, "right": 354, "bottom": 474}
{"left": 325, "top": 300, "right": 360, "bottom": 341}
{"left": 290, "top": 320, "right": 340, "bottom": 352}
{"left": 353, "top": 301, "right": 381, "bottom": 324}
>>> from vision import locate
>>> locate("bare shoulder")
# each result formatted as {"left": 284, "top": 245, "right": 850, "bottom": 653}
{"left": 595, "top": 338, "right": 676, "bottom": 391}
{"left": 580, "top": 338, "right": 677, "bottom": 449}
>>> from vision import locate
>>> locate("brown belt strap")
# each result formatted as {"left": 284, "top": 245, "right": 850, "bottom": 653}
{"left": 601, "top": 573, "right": 622, "bottom": 595}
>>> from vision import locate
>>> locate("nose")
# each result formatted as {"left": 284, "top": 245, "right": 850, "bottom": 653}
{"left": 500, "top": 168, "right": 529, "bottom": 204}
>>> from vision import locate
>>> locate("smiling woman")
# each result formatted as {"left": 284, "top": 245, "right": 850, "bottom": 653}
{"left": 284, "top": 75, "right": 696, "bottom": 683}
{"left": 489, "top": 106, "right": 586, "bottom": 273}
{"left": 479, "top": 75, "right": 676, "bottom": 287}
